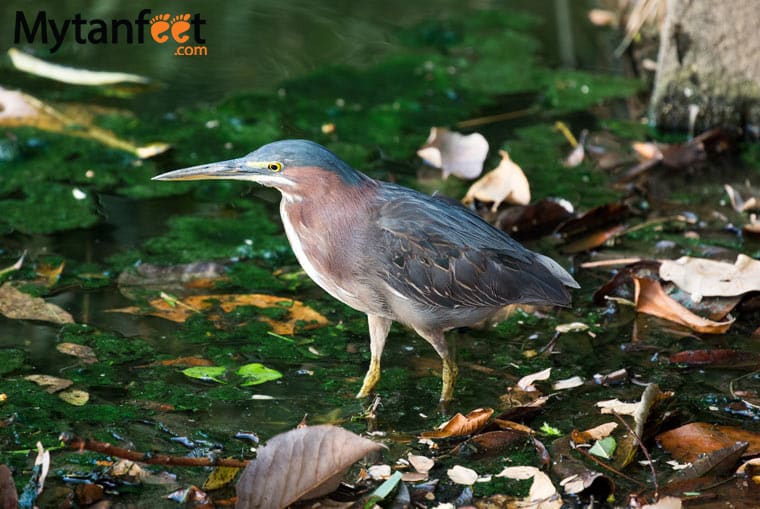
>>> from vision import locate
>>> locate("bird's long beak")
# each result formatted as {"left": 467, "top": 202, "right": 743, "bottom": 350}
{"left": 152, "top": 158, "right": 250, "bottom": 181}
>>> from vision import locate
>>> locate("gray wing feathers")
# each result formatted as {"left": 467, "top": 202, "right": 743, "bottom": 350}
{"left": 369, "top": 185, "right": 577, "bottom": 309}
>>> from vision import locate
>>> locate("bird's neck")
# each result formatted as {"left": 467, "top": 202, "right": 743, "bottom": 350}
{"left": 278, "top": 176, "right": 377, "bottom": 309}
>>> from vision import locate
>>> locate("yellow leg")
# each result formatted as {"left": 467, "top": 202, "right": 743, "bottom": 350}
{"left": 356, "top": 357, "right": 380, "bottom": 398}
{"left": 415, "top": 328, "right": 457, "bottom": 403}
{"left": 356, "top": 315, "right": 392, "bottom": 398}
{"left": 440, "top": 356, "right": 459, "bottom": 403}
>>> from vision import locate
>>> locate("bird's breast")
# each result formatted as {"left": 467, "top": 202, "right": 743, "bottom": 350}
{"left": 279, "top": 198, "right": 371, "bottom": 312}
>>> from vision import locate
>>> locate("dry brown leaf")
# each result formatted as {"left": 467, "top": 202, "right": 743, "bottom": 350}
{"left": 0, "top": 282, "right": 74, "bottom": 325}
{"left": 659, "top": 254, "right": 760, "bottom": 300}
{"left": 109, "top": 293, "right": 328, "bottom": 335}
{"left": 669, "top": 349, "right": 760, "bottom": 369}
{"left": 420, "top": 407, "right": 493, "bottom": 438}
{"left": 462, "top": 150, "right": 530, "bottom": 211}
{"left": 632, "top": 141, "right": 663, "bottom": 161}
{"left": 56, "top": 342, "right": 98, "bottom": 363}
{"left": 416, "top": 127, "right": 489, "bottom": 179}
{"left": 562, "top": 224, "right": 627, "bottom": 254}
{"left": 634, "top": 277, "right": 734, "bottom": 334}
{"left": 0, "top": 86, "right": 168, "bottom": 158}
{"left": 495, "top": 197, "right": 574, "bottom": 240}
{"left": 454, "top": 430, "right": 529, "bottom": 459}
{"left": 0, "top": 465, "right": 18, "bottom": 509}
{"left": 24, "top": 374, "right": 73, "bottom": 394}
{"left": 492, "top": 419, "right": 535, "bottom": 435}
{"left": 235, "top": 425, "right": 384, "bottom": 509}
{"left": 517, "top": 367, "right": 551, "bottom": 391}
{"left": 139, "top": 356, "right": 215, "bottom": 368}
{"left": 657, "top": 422, "right": 760, "bottom": 463}
{"left": 571, "top": 423, "right": 618, "bottom": 445}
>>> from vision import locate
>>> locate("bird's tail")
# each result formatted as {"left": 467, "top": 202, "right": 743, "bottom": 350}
{"left": 535, "top": 253, "right": 580, "bottom": 289}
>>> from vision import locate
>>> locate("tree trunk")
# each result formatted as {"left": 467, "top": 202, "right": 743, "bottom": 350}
{"left": 650, "top": 0, "right": 760, "bottom": 132}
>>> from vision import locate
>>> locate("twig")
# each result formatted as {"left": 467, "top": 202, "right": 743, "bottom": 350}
{"left": 455, "top": 107, "right": 537, "bottom": 129}
{"left": 572, "top": 445, "right": 643, "bottom": 486}
{"left": 611, "top": 411, "right": 659, "bottom": 498}
{"left": 60, "top": 433, "right": 249, "bottom": 468}
{"left": 580, "top": 258, "right": 643, "bottom": 269}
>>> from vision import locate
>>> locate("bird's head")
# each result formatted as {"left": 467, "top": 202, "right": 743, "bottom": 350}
{"left": 153, "top": 140, "right": 368, "bottom": 195}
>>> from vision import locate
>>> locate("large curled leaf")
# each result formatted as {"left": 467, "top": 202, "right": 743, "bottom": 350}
{"left": 420, "top": 408, "right": 493, "bottom": 438}
{"left": 462, "top": 149, "right": 530, "bottom": 211}
{"left": 659, "top": 254, "right": 760, "bottom": 300}
{"left": 236, "top": 425, "right": 384, "bottom": 509}
{"left": 633, "top": 277, "right": 734, "bottom": 334}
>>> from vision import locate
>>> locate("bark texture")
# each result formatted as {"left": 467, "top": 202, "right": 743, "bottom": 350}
{"left": 651, "top": 0, "right": 760, "bottom": 131}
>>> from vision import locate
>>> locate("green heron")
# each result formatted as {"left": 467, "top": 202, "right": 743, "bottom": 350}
{"left": 154, "top": 140, "right": 578, "bottom": 402}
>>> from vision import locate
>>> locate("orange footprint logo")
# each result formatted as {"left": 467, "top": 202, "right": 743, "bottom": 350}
{"left": 170, "top": 14, "right": 192, "bottom": 43}
{"left": 149, "top": 13, "right": 171, "bottom": 43}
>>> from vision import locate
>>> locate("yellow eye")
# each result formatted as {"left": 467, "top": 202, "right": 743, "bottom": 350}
{"left": 267, "top": 162, "right": 283, "bottom": 172}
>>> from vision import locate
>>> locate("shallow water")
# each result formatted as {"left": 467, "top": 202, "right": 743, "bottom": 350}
{"left": 2, "top": 1, "right": 759, "bottom": 506}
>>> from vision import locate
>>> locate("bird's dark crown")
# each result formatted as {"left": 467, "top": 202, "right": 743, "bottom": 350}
{"left": 246, "top": 140, "right": 368, "bottom": 185}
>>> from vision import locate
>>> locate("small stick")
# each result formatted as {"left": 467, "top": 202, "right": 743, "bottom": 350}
{"left": 572, "top": 445, "right": 643, "bottom": 486}
{"left": 580, "top": 258, "right": 643, "bottom": 269}
{"left": 60, "top": 433, "right": 249, "bottom": 468}
{"left": 612, "top": 411, "right": 659, "bottom": 498}
{"left": 455, "top": 107, "right": 537, "bottom": 128}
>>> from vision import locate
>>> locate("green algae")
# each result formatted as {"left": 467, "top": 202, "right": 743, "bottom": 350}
{"left": 121, "top": 203, "right": 291, "bottom": 266}
{"left": 59, "top": 324, "right": 156, "bottom": 364}
{"left": 0, "top": 183, "right": 100, "bottom": 235}
{"left": 0, "top": 349, "right": 26, "bottom": 376}
{"left": 541, "top": 70, "right": 643, "bottom": 113}
{"left": 504, "top": 124, "right": 620, "bottom": 208}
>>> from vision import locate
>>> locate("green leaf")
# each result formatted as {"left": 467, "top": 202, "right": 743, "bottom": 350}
{"left": 589, "top": 436, "right": 617, "bottom": 459}
{"left": 236, "top": 363, "right": 283, "bottom": 386}
{"left": 539, "top": 422, "right": 562, "bottom": 437}
{"left": 364, "top": 471, "right": 403, "bottom": 508}
{"left": 182, "top": 366, "right": 227, "bottom": 384}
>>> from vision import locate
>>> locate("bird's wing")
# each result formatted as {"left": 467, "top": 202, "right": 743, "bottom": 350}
{"left": 366, "top": 185, "right": 577, "bottom": 309}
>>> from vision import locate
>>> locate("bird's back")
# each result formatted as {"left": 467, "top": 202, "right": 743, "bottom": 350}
{"left": 354, "top": 182, "right": 578, "bottom": 329}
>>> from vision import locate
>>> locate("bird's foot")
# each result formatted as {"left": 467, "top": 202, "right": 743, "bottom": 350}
{"left": 356, "top": 359, "right": 381, "bottom": 398}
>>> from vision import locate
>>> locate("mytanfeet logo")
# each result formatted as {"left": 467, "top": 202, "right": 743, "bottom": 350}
{"left": 14, "top": 9, "right": 208, "bottom": 56}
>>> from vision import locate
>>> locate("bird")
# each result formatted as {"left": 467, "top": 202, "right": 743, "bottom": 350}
{"left": 153, "top": 140, "right": 579, "bottom": 402}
